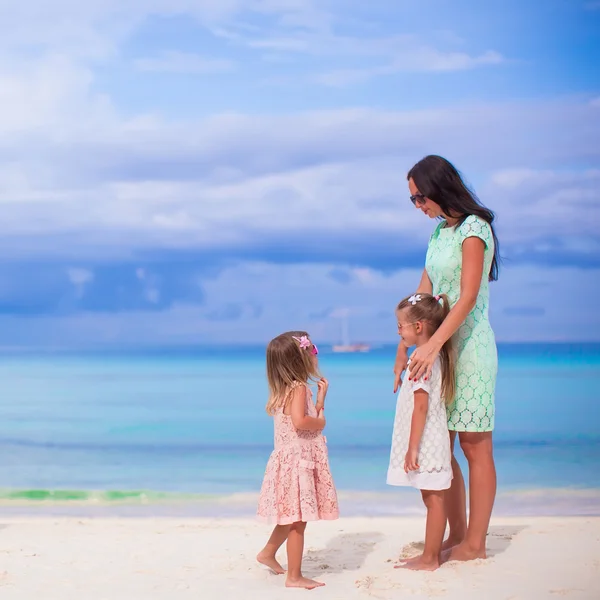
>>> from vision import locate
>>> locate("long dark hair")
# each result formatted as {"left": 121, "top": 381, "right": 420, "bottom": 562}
{"left": 407, "top": 155, "right": 500, "bottom": 281}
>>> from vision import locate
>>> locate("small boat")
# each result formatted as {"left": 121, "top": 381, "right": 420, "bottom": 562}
{"left": 331, "top": 313, "right": 370, "bottom": 353}
{"left": 332, "top": 343, "right": 371, "bottom": 353}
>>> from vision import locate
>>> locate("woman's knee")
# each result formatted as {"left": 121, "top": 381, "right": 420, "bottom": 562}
{"left": 459, "top": 431, "right": 494, "bottom": 462}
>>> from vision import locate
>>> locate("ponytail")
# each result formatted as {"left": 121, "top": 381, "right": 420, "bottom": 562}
{"left": 436, "top": 294, "right": 456, "bottom": 405}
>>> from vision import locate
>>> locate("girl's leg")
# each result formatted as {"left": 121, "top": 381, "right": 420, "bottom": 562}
{"left": 398, "top": 490, "right": 446, "bottom": 571}
{"left": 449, "top": 431, "right": 496, "bottom": 561}
{"left": 286, "top": 522, "right": 325, "bottom": 589}
{"left": 257, "top": 525, "right": 290, "bottom": 574}
{"left": 443, "top": 431, "right": 468, "bottom": 550}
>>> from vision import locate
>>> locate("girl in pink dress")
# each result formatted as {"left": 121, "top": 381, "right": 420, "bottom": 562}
{"left": 256, "top": 331, "right": 339, "bottom": 590}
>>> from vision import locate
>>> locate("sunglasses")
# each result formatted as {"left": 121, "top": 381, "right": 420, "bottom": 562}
{"left": 410, "top": 193, "right": 426, "bottom": 207}
{"left": 311, "top": 343, "right": 319, "bottom": 356}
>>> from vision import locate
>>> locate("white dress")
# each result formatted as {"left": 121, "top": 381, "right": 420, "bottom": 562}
{"left": 387, "top": 357, "right": 453, "bottom": 491}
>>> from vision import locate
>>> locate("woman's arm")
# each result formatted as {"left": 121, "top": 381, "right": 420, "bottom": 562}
{"left": 416, "top": 268, "right": 433, "bottom": 295}
{"left": 408, "top": 237, "right": 485, "bottom": 381}
{"left": 287, "top": 385, "right": 326, "bottom": 431}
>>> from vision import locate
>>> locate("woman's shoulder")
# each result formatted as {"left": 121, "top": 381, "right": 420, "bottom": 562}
{"left": 457, "top": 214, "right": 492, "bottom": 245}
{"left": 459, "top": 214, "right": 489, "bottom": 228}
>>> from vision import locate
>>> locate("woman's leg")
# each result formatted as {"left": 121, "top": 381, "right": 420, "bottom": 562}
{"left": 449, "top": 431, "right": 496, "bottom": 561}
{"left": 286, "top": 522, "right": 325, "bottom": 589}
{"left": 442, "top": 431, "right": 467, "bottom": 550}
{"left": 398, "top": 489, "right": 446, "bottom": 571}
{"left": 257, "top": 524, "right": 290, "bottom": 574}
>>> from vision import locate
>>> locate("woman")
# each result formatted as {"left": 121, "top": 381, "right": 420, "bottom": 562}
{"left": 394, "top": 155, "right": 499, "bottom": 562}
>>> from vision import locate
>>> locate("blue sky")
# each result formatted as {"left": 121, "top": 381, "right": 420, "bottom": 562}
{"left": 1, "top": 0, "right": 599, "bottom": 348}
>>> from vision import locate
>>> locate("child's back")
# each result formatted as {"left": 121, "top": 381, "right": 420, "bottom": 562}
{"left": 256, "top": 331, "right": 338, "bottom": 590}
{"left": 258, "top": 381, "right": 338, "bottom": 525}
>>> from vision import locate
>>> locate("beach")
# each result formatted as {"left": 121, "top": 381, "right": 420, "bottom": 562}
{"left": 1, "top": 345, "right": 599, "bottom": 597}
{"left": 1, "top": 515, "right": 599, "bottom": 599}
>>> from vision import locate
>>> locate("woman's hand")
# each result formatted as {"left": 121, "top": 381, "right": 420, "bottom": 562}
{"left": 315, "top": 378, "right": 329, "bottom": 412}
{"left": 393, "top": 346, "right": 409, "bottom": 393}
{"left": 408, "top": 340, "right": 440, "bottom": 381}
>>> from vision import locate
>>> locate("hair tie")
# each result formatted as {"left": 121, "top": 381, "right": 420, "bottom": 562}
{"left": 435, "top": 295, "right": 441, "bottom": 301}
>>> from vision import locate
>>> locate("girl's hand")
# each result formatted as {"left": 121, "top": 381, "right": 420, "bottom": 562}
{"left": 393, "top": 346, "right": 409, "bottom": 393}
{"left": 408, "top": 340, "right": 439, "bottom": 382}
{"left": 404, "top": 447, "right": 420, "bottom": 472}
{"left": 317, "top": 408, "right": 326, "bottom": 429}
{"left": 316, "top": 378, "right": 329, "bottom": 411}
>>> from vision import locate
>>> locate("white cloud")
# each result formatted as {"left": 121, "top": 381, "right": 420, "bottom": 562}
{"left": 0, "top": 55, "right": 114, "bottom": 136}
{"left": 0, "top": 95, "right": 598, "bottom": 260}
{"left": 0, "top": 94, "right": 598, "bottom": 277}
{"left": 483, "top": 168, "right": 600, "bottom": 243}
{"left": 0, "top": 0, "right": 597, "bottom": 344}
{"left": 313, "top": 49, "right": 503, "bottom": 86}
{"left": 1, "top": 262, "right": 598, "bottom": 346}
{"left": 246, "top": 29, "right": 505, "bottom": 84}
{"left": 134, "top": 52, "right": 235, "bottom": 74}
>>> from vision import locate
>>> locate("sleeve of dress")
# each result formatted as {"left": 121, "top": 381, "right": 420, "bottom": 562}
{"left": 409, "top": 376, "right": 431, "bottom": 395}
{"left": 457, "top": 215, "right": 492, "bottom": 249}
{"left": 407, "top": 362, "right": 432, "bottom": 394}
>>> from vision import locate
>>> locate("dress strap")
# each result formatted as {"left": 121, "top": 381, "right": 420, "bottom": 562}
{"left": 283, "top": 381, "right": 306, "bottom": 407}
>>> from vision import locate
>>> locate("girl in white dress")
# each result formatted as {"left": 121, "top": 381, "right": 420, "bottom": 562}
{"left": 387, "top": 292, "right": 456, "bottom": 571}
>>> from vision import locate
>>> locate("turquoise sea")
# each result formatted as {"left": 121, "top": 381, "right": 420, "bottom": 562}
{"left": 1, "top": 343, "right": 599, "bottom": 517}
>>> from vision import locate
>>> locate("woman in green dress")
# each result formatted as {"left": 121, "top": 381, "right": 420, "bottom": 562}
{"left": 394, "top": 155, "right": 500, "bottom": 562}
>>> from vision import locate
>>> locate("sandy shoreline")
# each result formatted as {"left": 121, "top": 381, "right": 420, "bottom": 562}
{"left": 1, "top": 487, "right": 599, "bottom": 518}
{"left": 0, "top": 516, "right": 599, "bottom": 599}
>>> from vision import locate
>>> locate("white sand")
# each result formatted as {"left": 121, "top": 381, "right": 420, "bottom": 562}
{"left": 0, "top": 516, "right": 599, "bottom": 599}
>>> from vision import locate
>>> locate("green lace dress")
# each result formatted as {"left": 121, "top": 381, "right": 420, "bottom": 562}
{"left": 425, "top": 215, "right": 497, "bottom": 432}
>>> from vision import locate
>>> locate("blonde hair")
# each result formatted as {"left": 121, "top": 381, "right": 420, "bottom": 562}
{"left": 396, "top": 293, "right": 456, "bottom": 404}
{"left": 265, "top": 331, "right": 321, "bottom": 415}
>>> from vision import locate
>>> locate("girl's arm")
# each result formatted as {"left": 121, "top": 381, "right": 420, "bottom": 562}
{"left": 404, "top": 389, "right": 428, "bottom": 472}
{"left": 408, "top": 237, "right": 485, "bottom": 381}
{"left": 288, "top": 385, "right": 326, "bottom": 431}
{"left": 393, "top": 268, "right": 432, "bottom": 392}
{"left": 315, "top": 377, "right": 328, "bottom": 413}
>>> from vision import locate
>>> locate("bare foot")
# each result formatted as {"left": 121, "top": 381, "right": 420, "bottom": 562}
{"left": 444, "top": 542, "right": 486, "bottom": 563}
{"left": 395, "top": 555, "right": 439, "bottom": 571}
{"left": 256, "top": 552, "right": 285, "bottom": 574}
{"left": 396, "top": 553, "right": 422, "bottom": 565}
{"left": 286, "top": 576, "right": 325, "bottom": 589}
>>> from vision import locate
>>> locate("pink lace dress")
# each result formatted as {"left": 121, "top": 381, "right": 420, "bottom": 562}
{"left": 257, "top": 382, "right": 339, "bottom": 525}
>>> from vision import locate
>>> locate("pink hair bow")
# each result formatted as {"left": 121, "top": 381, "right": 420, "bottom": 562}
{"left": 292, "top": 335, "right": 311, "bottom": 349}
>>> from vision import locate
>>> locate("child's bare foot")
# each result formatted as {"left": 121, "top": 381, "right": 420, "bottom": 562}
{"left": 444, "top": 541, "right": 486, "bottom": 563}
{"left": 395, "top": 555, "right": 439, "bottom": 571}
{"left": 256, "top": 552, "right": 285, "bottom": 574}
{"left": 285, "top": 576, "right": 325, "bottom": 589}
{"left": 441, "top": 535, "right": 463, "bottom": 552}
{"left": 396, "top": 553, "right": 421, "bottom": 565}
